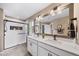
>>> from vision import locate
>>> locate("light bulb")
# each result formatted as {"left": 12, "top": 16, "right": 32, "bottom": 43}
{"left": 57, "top": 7, "right": 62, "bottom": 14}
{"left": 32, "top": 21, "right": 34, "bottom": 26}
{"left": 39, "top": 16, "right": 43, "bottom": 20}
{"left": 50, "top": 10, "right": 55, "bottom": 16}
{"left": 36, "top": 17, "right": 40, "bottom": 21}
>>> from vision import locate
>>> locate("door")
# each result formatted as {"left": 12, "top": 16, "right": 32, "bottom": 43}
{"left": 17, "top": 23, "right": 27, "bottom": 44}
{"left": 4, "top": 21, "right": 27, "bottom": 49}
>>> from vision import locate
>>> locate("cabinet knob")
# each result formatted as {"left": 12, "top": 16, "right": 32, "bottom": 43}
{"left": 48, "top": 53, "right": 52, "bottom": 56}
{"left": 30, "top": 43, "right": 32, "bottom": 46}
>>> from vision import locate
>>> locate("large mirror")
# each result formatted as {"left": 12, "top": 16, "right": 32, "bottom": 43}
{"left": 40, "top": 7, "right": 76, "bottom": 39}
{"left": 40, "top": 8, "right": 69, "bottom": 37}
{"left": 33, "top": 4, "right": 77, "bottom": 39}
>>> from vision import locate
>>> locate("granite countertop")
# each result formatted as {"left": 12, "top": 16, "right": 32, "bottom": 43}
{"left": 28, "top": 35, "right": 79, "bottom": 55}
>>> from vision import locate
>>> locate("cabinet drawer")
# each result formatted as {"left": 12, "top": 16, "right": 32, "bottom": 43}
{"left": 38, "top": 42, "right": 77, "bottom": 56}
{"left": 27, "top": 39, "right": 32, "bottom": 53}
{"left": 31, "top": 43, "right": 38, "bottom": 56}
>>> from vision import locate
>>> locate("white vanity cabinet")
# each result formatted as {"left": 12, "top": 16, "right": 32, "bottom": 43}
{"left": 38, "top": 42, "right": 77, "bottom": 56}
{"left": 27, "top": 37, "right": 38, "bottom": 56}
{"left": 31, "top": 41, "right": 38, "bottom": 56}
{"left": 27, "top": 36, "right": 78, "bottom": 56}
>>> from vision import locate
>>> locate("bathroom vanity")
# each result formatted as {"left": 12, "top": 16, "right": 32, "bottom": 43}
{"left": 27, "top": 36, "right": 79, "bottom": 56}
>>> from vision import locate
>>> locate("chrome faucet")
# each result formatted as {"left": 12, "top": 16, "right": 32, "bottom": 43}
{"left": 54, "top": 35, "right": 56, "bottom": 40}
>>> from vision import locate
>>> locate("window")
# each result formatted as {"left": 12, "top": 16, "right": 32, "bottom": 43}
{"left": 10, "top": 26, "right": 23, "bottom": 30}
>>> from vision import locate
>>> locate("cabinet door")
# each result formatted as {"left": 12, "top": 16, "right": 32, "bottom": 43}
{"left": 27, "top": 39, "right": 32, "bottom": 54}
{"left": 38, "top": 46, "right": 49, "bottom": 56}
{"left": 38, "top": 46, "right": 57, "bottom": 56}
{"left": 31, "top": 43, "right": 37, "bottom": 56}
{"left": 27, "top": 38, "right": 38, "bottom": 56}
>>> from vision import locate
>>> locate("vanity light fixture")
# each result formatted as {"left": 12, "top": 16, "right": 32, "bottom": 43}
{"left": 39, "top": 16, "right": 43, "bottom": 20}
{"left": 36, "top": 17, "right": 38, "bottom": 20}
{"left": 50, "top": 7, "right": 62, "bottom": 16}
{"left": 31, "top": 21, "right": 34, "bottom": 26}
{"left": 36, "top": 15, "right": 43, "bottom": 22}
{"left": 36, "top": 17, "right": 40, "bottom": 21}
{"left": 57, "top": 4, "right": 69, "bottom": 14}
{"left": 50, "top": 5, "right": 64, "bottom": 16}
{"left": 57, "top": 7, "right": 62, "bottom": 14}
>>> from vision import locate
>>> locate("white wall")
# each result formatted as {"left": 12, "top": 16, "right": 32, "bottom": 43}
{"left": 74, "top": 4, "right": 79, "bottom": 44}
{"left": 0, "top": 8, "right": 4, "bottom": 52}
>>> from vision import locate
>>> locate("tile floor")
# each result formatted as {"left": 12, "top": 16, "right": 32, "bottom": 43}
{"left": 0, "top": 43, "right": 30, "bottom": 56}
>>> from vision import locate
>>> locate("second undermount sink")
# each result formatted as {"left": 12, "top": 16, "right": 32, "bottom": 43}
{"left": 42, "top": 37, "right": 78, "bottom": 47}
{"left": 43, "top": 38, "right": 75, "bottom": 46}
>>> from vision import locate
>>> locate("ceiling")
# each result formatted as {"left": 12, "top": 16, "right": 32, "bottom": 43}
{"left": 41, "top": 8, "right": 69, "bottom": 23}
{"left": 0, "top": 3, "right": 51, "bottom": 20}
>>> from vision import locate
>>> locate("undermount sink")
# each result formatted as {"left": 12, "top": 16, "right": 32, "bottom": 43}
{"left": 44, "top": 38, "right": 74, "bottom": 46}
{"left": 44, "top": 39, "right": 62, "bottom": 44}
{"left": 42, "top": 38, "right": 78, "bottom": 48}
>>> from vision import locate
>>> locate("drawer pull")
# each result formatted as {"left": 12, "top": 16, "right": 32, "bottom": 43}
{"left": 48, "top": 53, "right": 52, "bottom": 56}
{"left": 30, "top": 43, "right": 32, "bottom": 46}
